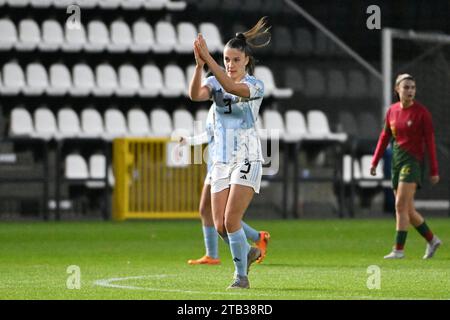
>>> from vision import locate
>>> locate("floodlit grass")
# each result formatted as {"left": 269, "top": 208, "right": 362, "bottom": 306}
{"left": 0, "top": 219, "right": 449, "bottom": 300}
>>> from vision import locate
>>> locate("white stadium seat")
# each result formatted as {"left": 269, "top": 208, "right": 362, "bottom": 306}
{"left": 1, "top": 62, "right": 25, "bottom": 95}
{"left": 127, "top": 108, "right": 151, "bottom": 136}
{"left": 52, "top": 0, "right": 73, "bottom": 8}
{"left": 121, "top": 0, "right": 144, "bottom": 9}
{"left": 199, "top": 23, "right": 223, "bottom": 53}
{"left": 342, "top": 155, "right": 361, "bottom": 184}
{"left": 185, "top": 64, "right": 205, "bottom": 85}
{"left": 75, "top": 0, "right": 97, "bottom": 8}
{"left": 89, "top": 154, "right": 107, "bottom": 180}
{"left": 30, "top": 0, "right": 52, "bottom": 7}
{"left": 9, "top": 107, "right": 35, "bottom": 137}
{"left": 65, "top": 154, "right": 89, "bottom": 179}
{"left": 34, "top": 107, "right": 58, "bottom": 140}
{"left": 175, "top": 22, "right": 196, "bottom": 53}
{"left": 70, "top": 64, "right": 95, "bottom": 96}
{"left": 23, "top": 63, "right": 48, "bottom": 96}
{"left": 16, "top": 19, "right": 41, "bottom": 51}
{"left": 108, "top": 20, "right": 132, "bottom": 52}
{"left": 57, "top": 108, "right": 82, "bottom": 139}
{"left": 6, "top": 0, "right": 28, "bottom": 7}
{"left": 63, "top": 22, "right": 87, "bottom": 52}
{"left": 284, "top": 110, "right": 309, "bottom": 142}
{"left": 161, "top": 64, "right": 186, "bottom": 97}
{"left": 130, "top": 20, "right": 154, "bottom": 53}
{"left": 39, "top": 20, "right": 64, "bottom": 51}
{"left": 86, "top": 20, "right": 109, "bottom": 52}
{"left": 104, "top": 109, "right": 128, "bottom": 139}
{"left": 47, "top": 64, "right": 72, "bottom": 96}
{"left": 173, "top": 109, "right": 194, "bottom": 136}
{"left": 117, "top": 64, "right": 140, "bottom": 97}
{"left": 81, "top": 108, "right": 104, "bottom": 138}
{"left": 94, "top": 64, "right": 118, "bottom": 96}
{"left": 98, "top": 0, "right": 120, "bottom": 8}
{"left": 150, "top": 109, "right": 172, "bottom": 137}
{"left": 143, "top": 0, "right": 166, "bottom": 10}
{"left": 254, "top": 66, "right": 293, "bottom": 99}
{"left": 153, "top": 21, "right": 177, "bottom": 53}
{"left": 0, "top": 19, "right": 18, "bottom": 50}
{"left": 166, "top": 0, "right": 186, "bottom": 11}
{"left": 262, "top": 109, "right": 285, "bottom": 141}
{"left": 139, "top": 64, "right": 163, "bottom": 97}
{"left": 307, "top": 110, "right": 347, "bottom": 142}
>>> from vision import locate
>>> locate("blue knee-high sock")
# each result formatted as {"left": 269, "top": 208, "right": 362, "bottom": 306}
{"left": 228, "top": 228, "right": 250, "bottom": 277}
{"left": 242, "top": 221, "right": 260, "bottom": 242}
{"left": 202, "top": 226, "right": 218, "bottom": 259}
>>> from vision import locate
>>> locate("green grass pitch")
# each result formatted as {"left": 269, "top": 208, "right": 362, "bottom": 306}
{"left": 0, "top": 218, "right": 449, "bottom": 300}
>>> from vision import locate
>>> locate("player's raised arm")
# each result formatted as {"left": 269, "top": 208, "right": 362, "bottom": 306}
{"left": 189, "top": 43, "right": 211, "bottom": 101}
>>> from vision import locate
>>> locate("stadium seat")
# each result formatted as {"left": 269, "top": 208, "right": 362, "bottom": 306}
{"left": 94, "top": 64, "right": 118, "bottom": 96}
{"left": 176, "top": 22, "right": 196, "bottom": 53}
{"left": 23, "top": 63, "right": 48, "bottom": 96}
{"left": 327, "top": 69, "right": 347, "bottom": 98}
{"left": 86, "top": 20, "right": 109, "bottom": 52}
{"left": 150, "top": 108, "right": 172, "bottom": 137}
{"left": 108, "top": 20, "right": 132, "bottom": 52}
{"left": 81, "top": 108, "right": 104, "bottom": 138}
{"left": 0, "top": 19, "right": 17, "bottom": 50}
{"left": 347, "top": 69, "right": 367, "bottom": 98}
{"left": 359, "top": 155, "right": 383, "bottom": 188}
{"left": 30, "top": 0, "right": 52, "bottom": 7}
{"left": 273, "top": 26, "right": 293, "bottom": 55}
{"left": 369, "top": 75, "right": 382, "bottom": 99}
{"left": 9, "top": 107, "right": 35, "bottom": 137}
{"left": 254, "top": 66, "right": 293, "bottom": 99}
{"left": 39, "top": 20, "right": 64, "bottom": 51}
{"left": 16, "top": 19, "right": 41, "bottom": 51}
{"left": 117, "top": 64, "right": 140, "bottom": 97}
{"left": 165, "top": 0, "right": 187, "bottom": 11}
{"left": 98, "top": 0, "right": 120, "bottom": 8}
{"left": 47, "top": 64, "right": 72, "bottom": 96}
{"left": 262, "top": 109, "right": 285, "bottom": 141}
{"left": 292, "top": 28, "right": 314, "bottom": 56}
{"left": 1, "top": 62, "right": 25, "bottom": 95}
{"left": 57, "top": 108, "right": 82, "bottom": 139}
{"left": 195, "top": 109, "right": 208, "bottom": 125}
{"left": 284, "top": 67, "right": 304, "bottom": 93}
{"left": 6, "top": 0, "right": 28, "bottom": 7}
{"left": 357, "top": 112, "right": 379, "bottom": 141}
{"left": 53, "top": 0, "right": 76, "bottom": 8}
{"left": 127, "top": 108, "right": 151, "bottom": 137}
{"left": 337, "top": 111, "right": 358, "bottom": 137}
{"left": 284, "top": 110, "right": 309, "bottom": 142}
{"left": 304, "top": 68, "right": 326, "bottom": 97}
{"left": 130, "top": 20, "right": 154, "bottom": 53}
{"left": 139, "top": 64, "right": 163, "bottom": 97}
{"left": 104, "top": 109, "right": 128, "bottom": 139}
{"left": 307, "top": 110, "right": 347, "bottom": 142}
{"left": 154, "top": 21, "right": 177, "bottom": 53}
{"left": 161, "top": 64, "right": 187, "bottom": 97}
{"left": 314, "top": 30, "right": 331, "bottom": 57}
{"left": 75, "top": 0, "right": 97, "bottom": 8}
{"left": 65, "top": 154, "right": 89, "bottom": 179}
{"left": 63, "top": 23, "right": 87, "bottom": 52}
{"left": 143, "top": 0, "right": 166, "bottom": 9}
{"left": 34, "top": 107, "right": 58, "bottom": 141}
{"left": 70, "top": 64, "right": 95, "bottom": 96}
{"left": 85, "top": 154, "right": 109, "bottom": 188}
{"left": 199, "top": 23, "right": 223, "bottom": 53}
{"left": 342, "top": 154, "right": 361, "bottom": 184}
{"left": 121, "top": 0, "right": 144, "bottom": 9}
{"left": 173, "top": 109, "right": 194, "bottom": 136}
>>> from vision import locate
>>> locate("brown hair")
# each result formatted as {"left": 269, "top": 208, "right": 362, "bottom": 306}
{"left": 394, "top": 73, "right": 415, "bottom": 100}
{"left": 225, "top": 17, "right": 271, "bottom": 75}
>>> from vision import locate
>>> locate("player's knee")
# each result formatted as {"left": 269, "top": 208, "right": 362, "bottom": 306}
{"left": 395, "top": 198, "right": 409, "bottom": 214}
{"left": 224, "top": 216, "right": 240, "bottom": 233}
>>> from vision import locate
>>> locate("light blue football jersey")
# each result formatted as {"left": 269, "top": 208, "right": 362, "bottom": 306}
{"left": 203, "top": 74, "right": 265, "bottom": 164}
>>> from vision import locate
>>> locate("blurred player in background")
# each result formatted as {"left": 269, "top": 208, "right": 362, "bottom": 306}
{"left": 371, "top": 73, "right": 442, "bottom": 259}
{"left": 189, "top": 17, "right": 271, "bottom": 289}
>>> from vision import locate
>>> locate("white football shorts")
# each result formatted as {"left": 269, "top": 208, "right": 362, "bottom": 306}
{"left": 210, "top": 161, "right": 263, "bottom": 194}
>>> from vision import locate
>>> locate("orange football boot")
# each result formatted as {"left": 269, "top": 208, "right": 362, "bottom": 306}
{"left": 187, "top": 255, "right": 221, "bottom": 265}
{"left": 254, "top": 231, "right": 270, "bottom": 263}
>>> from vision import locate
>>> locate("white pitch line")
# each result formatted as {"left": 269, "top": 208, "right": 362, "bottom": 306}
{"left": 93, "top": 274, "right": 279, "bottom": 297}
{"left": 93, "top": 274, "right": 449, "bottom": 300}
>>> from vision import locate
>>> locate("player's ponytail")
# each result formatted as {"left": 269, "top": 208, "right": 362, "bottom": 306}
{"left": 225, "top": 17, "right": 271, "bottom": 75}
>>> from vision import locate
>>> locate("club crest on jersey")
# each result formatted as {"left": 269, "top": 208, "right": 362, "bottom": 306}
{"left": 407, "top": 120, "right": 413, "bottom": 127}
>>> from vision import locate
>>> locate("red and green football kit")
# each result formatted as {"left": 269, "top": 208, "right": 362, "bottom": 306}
{"left": 371, "top": 101, "right": 439, "bottom": 189}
